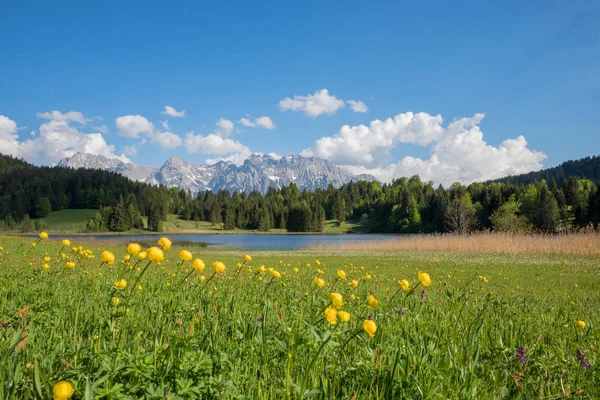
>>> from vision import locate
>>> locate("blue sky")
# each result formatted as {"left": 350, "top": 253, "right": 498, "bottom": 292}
{"left": 0, "top": 0, "right": 598, "bottom": 184}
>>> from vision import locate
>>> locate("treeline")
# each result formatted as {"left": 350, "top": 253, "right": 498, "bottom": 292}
{"left": 1, "top": 153, "right": 600, "bottom": 233}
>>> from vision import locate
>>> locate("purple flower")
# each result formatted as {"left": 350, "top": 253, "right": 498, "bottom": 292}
{"left": 368, "top": 313, "right": 374, "bottom": 321}
{"left": 257, "top": 317, "right": 264, "bottom": 323}
{"left": 397, "top": 309, "right": 406, "bottom": 316}
{"left": 516, "top": 346, "right": 527, "bottom": 365}
{"left": 577, "top": 349, "right": 590, "bottom": 369}
{"left": 420, "top": 290, "right": 426, "bottom": 299}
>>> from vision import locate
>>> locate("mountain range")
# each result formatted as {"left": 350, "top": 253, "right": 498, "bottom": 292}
{"left": 57, "top": 152, "right": 376, "bottom": 194}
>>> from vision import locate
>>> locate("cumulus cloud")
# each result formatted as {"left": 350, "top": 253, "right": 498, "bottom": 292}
{"left": 304, "top": 112, "right": 546, "bottom": 185}
{"left": 123, "top": 145, "right": 138, "bottom": 156}
{"left": 116, "top": 115, "right": 155, "bottom": 138}
{"left": 238, "top": 116, "right": 275, "bottom": 130}
{"left": 215, "top": 118, "right": 235, "bottom": 136}
{"left": 279, "top": 89, "right": 346, "bottom": 117}
{"left": 0, "top": 113, "right": 129, "bottom": 165}
{"left": 152, "top": 131, "right": 182, "bottom": 149}
{"left": 162, "top": 105, "right": 185, "bottom": 117}
{"left": 346, "top": 100, "right": 368, "bottom": 113}
{"left": 184, "top": 132, "right": 250, "bottom": 155}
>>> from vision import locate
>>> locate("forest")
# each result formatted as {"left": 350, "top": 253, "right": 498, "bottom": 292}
{"left": 1, "top": 153, "right": 599, "bottom": 233}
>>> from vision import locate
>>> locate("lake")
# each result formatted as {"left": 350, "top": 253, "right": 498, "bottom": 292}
{"left": 80, "top": 233, "right": 401, "bottom": 250}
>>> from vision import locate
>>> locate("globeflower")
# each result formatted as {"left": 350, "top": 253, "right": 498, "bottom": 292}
{"left": 314, "top": 277, "right": 325, "bottom": 288}
{"left": 42, "top": 263, "right": 50, "bottom": 270}
{"left": 418, "top": 272, "right": 432, "bottom": 287}
{"left": 112, "top": 297, "right": 120, "bottom": 306}
{"left": 337, "top": 270, "right": 347, "bottom": 280}
{"left": 192, "top": 258, "right": 206, "bottom": 272}
{"left": 328, "top": 292, "right": 344, "bottom": 308}
{"left": 101, "top": 251, "right": 115, "bottom": 264}
{"left": 399, "top": 279, "right": 410, "bottom": 291}
{"left": 158, "top": 237, "right": 172, "bottom": 250}
{"left": 367, "top": 295, "right": 379, "bottom": 308}
{"left": 338, "top": 310, "right": 351, "bottom": 322}
{"left": 350, "top": 279, "right": 359, "bottom": 288}
{"left": 147, "top": 247, "right": 164, "bottom": 263}
{"left": 270, "top": 269, "right": 282, "bottom": 279}
{"left": 61, "top": 239, "right": 71, "bottom": 247}
{"left": 126, "top": 243, "right": 141, "bottom": 255}
{"left": 576, "top": 320, "right": 587, "bottom": 329}
{"left": 213, "top": 261, "right": 226, "bottom": 273}
{"left": 52, "top": 381, "right": 74, "bottom": 400}
{"left": 363, "top": 319, "right": 377, "bottom": 337}
{"left": 179, "top": 250, "right": 193, "bottom": 261}
{"left": 137, "top": 251, "right": 147, "bottom": 260}
{"left": 244, "top": 254, "right": 252, "bottom": 262}
{"left": 39, "top": 232, "right": 48, "bottom": 239}
{"left": 113, "top": 279, "right": 127, "bottom": 290}
{"left": 324, "top": 307, "right": 337, "bottom": 324}
{"left": 65, "top": 261, "right": 75, "bottom": 269}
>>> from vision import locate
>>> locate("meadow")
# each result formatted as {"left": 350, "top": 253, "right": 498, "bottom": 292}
{"left": 0, "top": 234, "right": 598, "bottom": 399}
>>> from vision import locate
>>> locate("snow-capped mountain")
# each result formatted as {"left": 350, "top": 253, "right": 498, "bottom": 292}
{"left": 57, "top": 152, "right": 376, "bottom": 194}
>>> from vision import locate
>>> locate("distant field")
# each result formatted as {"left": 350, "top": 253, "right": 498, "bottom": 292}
{"left": 34, "top": 209, "right": 98, "bottom": 232}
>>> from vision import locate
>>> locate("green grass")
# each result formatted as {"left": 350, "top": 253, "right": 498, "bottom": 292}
{"left": 0, "top": 235, "right": 598, "bottom": 398}
{"left": 34, "top": 209, "right": 99, "bottom": 232}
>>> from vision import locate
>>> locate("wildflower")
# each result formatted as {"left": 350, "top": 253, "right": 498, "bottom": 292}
{"left": 367, "top": 295, "right": 379, "bottom": 308}
{"left": 315, "top": 260, "right": 321, "bottom": 266}
{"left": 236, "top": 262, "right": 243, "bottom": 269}
{"left": 324, "top": 307, "right": 337, "bottom": 324}
{"left": 363, "top": 319, "right": 377, "bottom": 337}
{"left": 111, "top": 297, "right": 120, "bottom": 306}
{"left": 338, "top": 310, "right": 351, "bottom": 322}
{"left": 123, "top": 254, "right": 131, "bottom": 261}
{"left": 136, "top": 284, "right": 142, "bottom": 291}
{"left": 65, "top": 261, "right": 75, "bottom": 269}
{"left": 329, "top": 292, "right": 344, "bottom": 308}
{"left": 398, "top": 279, "right": 410, "bottom": 291}
{"left": 314, "top": 277, "right": 325, "bottom": 287}
{"left": 213, "top": 261, "right": 226, "bottom": 273}
{"left": 350, "top": 279, "right": 359, "bottom": 288}
{"left": 270, "top": 269, "right": 281, "bottom": 279}
{"left": 337, "top": 270, "right": 347, "bottom": 280}
{"left": 52, "top": 381, "right": 74, "bottom": 400}
{"left": 244, "top": 254, "right": 252, "bottom": 262}
{"left": 516, "top": 346, "right": 527, "bottom": 365}
{"left": 576, "top": 320, "right": 586, "bottom": 329}
{"left": 365, "top": 274, "right": 372, "bottom": 280}
{"left": 113, "top": 279, "right": 127, "bottom": 290}
{"left": 179, "top": 250, "right": 193, "bottom": 261}
{"left": 577, "top": 349, "right": 590, "bottom": 369}
{"left": 420, "top": 290, "right": 426, "bottom": 299}
{"left": 61, "top": 239, "right": 71, "bottom": 247}
{"left": 126, "top": 243, "right": 141, "bottom": 255}
{"left": 158, "top": 237, "right": 172, "bottom": 250}
{"left": 293, "top": 267, "right": 299, "bottom": 273}
{"left": 147, "top": 247, "right": 164, "bottom": 263}
{"left": 418, "top": 272, "right": 432, "bottom": 287}
{"left": 192, "top": 258, "right": 206, "bottom": 272}
{"left": 101, "top": 251, "right": 115, "bottom": 264}
{"left": 39, "top": 232, "right": 48, "bottom": 239}
{"left": 257, "top": 317, "right": 264, "bottom": 323}
{"left": 258, "top": 265, "right": 267, "bottom": 274}
{"left": 316, "top": 269, "right": 324, "bottom": 275}
{"left": 42, "top": 263, "right": 50, "bottom": 270}
{"left": 397, "top": 309, "right": 406, "bottom": 316}
{"left": 137, "top": 251, "right": 147, "bottom": 260}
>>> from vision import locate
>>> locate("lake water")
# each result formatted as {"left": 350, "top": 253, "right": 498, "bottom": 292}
{"left": 81, "top": 233, "right": 401, "bottom": 250}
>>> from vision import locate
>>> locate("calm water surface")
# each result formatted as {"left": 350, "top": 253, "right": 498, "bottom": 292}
{"left": 81, "top": 233, "right": 402, "bottom": 250}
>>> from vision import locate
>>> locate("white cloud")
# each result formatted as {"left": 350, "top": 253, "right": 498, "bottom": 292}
{"left": 0, "top": 113, "right": 129, "bottom": 165}
{"left": 267, "top": 152, "right": 282, "bottom": 160}
{"left": 30, "top": 130, "right": 36, "bottom": 137}
{"left": 161, "top": 120, "right": 170, "bottom": 130}
{"left": 91, "top": 124, "right": 109, "bottom": 133}
{"left": 346, "top": 100, "right": 368, "bottom": 113}
{"left": 238, "top": 116, "right": 275, "bottom": 130}
{"left": 123, "top": 145, "right": 138, "bottom": 156}
{"left": 206, "top": 150, "right": 252, "bottom": 166}
{"left": 304, "top": 112, "right": 546, "bottom": 185}
{"left": 115, "top": 115, "right": 155, "bottom": 138}
{"left": 279, "top": 89, "right": 346, "bottom": 117}
{"left": 162, "top": 105, "right": 185, "bottom": 118}
{"left": 215, "top": 118, "right": 235, "bottom": 136}
{"left": 153, "top": 131, "right": 182, "bottom": 149}
{"left": 184, "top": 132, "right": 250, "bottom": 155}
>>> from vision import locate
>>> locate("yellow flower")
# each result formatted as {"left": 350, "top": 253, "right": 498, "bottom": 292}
{"left": 244, "top": 254, "right": 252, "bottom": 262}
{"left": 338, "top": 311, "right": 351, "bottom": 322}
{"left": 365, "top": 274, "right": 372, "bottom": 280}
{"left": 101, "top": 251, "right": 115, "bottom": 264}
{"left": 399, "top": 279, "right": 410, "bottom": 291}
{"left": 367, "top": 295, "right": 379, "bottom": 308}
{"left": 315, "top": 260, "right": 321, "bottom": 266}
{"left": 258, "top": 265, "right": 267, "bottom": 274}
{"left": 329, "top": 292, "right": 344, "bottom": 308}
{"left": 192, "top": 258, "right": 206, "bottom": 272}
{"left": 363, "top": 319, "right": 377, "bottom": 337}
{"left": 136, "top": 284, "right": 142, "bottom": 291}
{"left": 42, "top": 263, "right": 50, "bottom": 270}
{"left": 52, "top": 380, "right": 74, "bottom": 400}
{"left": 213, "top": 261, "right": 226, "bottom": 273}
{"left": 324, "top": 307, "right": 337, "bottom": 324}
{"left": 293, "top": 267, "right": 299, "bottom": 273}
{"left": 39, "top": 231, "right": 48, "bottom": 239}
{"left": 113, "top": 279, "right": 127, "bottom": 290}
{"left": 158, "top": 237, "right": 172, "bottom": 250}
{"left": 126, "top": 243, "right": 141, "bottom": 255}
{"left": 179, "top": 250, "right": 193, "bottom": 261}
{"left": 65, "top": 261, "right": 75, "bottom": 269}
{"left": 199, "top": 275, "right": 206, "bottom": 281}
{"left": 31, "top": 242, "right": 36, "bottom": 247}
{"left": 137, "top": 251, "right": 147, "bottom": 260}
{"left": 61, "top": 239, "right": 71, "bottom": 247}
{"left": 337, "top": 270, "right": 347, "bottom": 280}
{"left": 147, "top": 247, "right": 164, "bottom": 263}
{"left": 576, "top": 320, "right": 586, "bottom": 329}
{"left": 314, "top": 277, "right": 325, "bottom": 288}
{"left": 236, "top": 262, "right": 243, "bottom": 269}
{"left": 270, "top": 269, "right": 282, "bottom": 279}
{"left": 350, "top": 279, "right": 359, "bottom": 288}
{"left": 418, "top": 272, "right": 432, "bottom": 287}
{"left": 112, "top": 297, "right": 120, "bottom": 306}
{"left": 44, "top": 256, "right": 51, "bottom": 262}
{"left": 123, "top": 254, "right": 131, "bottom": 261}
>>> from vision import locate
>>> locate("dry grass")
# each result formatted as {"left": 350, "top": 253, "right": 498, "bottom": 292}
{"left": 310, "top": 230, "right": 600, "bottom": 256}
